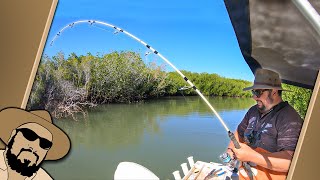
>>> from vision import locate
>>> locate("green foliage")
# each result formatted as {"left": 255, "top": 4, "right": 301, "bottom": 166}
{"left": 166, "top": 71, "right": 252, "bottom": 97}
{"left": 27, "top": 51, "right": 168, "bottom": 118}
{"left": 282, "top": 84, "right": 312, "bottom": 119}
{"left": 27, "top": 51, "right": 312, "bottom": 119}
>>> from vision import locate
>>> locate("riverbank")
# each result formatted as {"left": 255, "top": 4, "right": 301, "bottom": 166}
{"left": 27, "top": 51, "right": 311, "bottom": 119}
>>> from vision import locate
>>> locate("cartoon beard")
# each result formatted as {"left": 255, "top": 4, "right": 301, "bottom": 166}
{"left": 5, "top": 134, "right": 43, "bottom": 177}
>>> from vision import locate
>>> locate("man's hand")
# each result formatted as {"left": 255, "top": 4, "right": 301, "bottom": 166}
{"left": 231, "top": 143, "right": 257, "bottom": 162}
{"left": 226, "top": 148, "right": 235, "bottom": 160}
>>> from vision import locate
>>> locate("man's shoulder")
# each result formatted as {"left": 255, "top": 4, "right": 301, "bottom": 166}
{"left": 247, "top": 105, "right": 259, "bottom": 114}
{"left": 33, "top": 168, "right": 53, "bottom": 180}
{"left": 279, "top": 102, "right": 302, "bottom": 121}
{"left": 275, "top": 102, "right": 303, "bottom": 130}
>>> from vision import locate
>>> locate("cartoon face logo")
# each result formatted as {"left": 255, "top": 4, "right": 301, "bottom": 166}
{"left": 0, "top": 108, "right": 70, "bottom": 179}
{"left": 6, "top": 123, "right": 53, "bottom": 176}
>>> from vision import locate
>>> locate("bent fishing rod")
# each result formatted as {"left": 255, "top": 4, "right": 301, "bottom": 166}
{"left": 50, "top": 20, "right": 253, "bottom": 179}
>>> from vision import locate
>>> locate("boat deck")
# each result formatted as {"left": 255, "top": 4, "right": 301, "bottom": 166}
{"left": 177, "top": 160, "right": 238, "bottom": 180}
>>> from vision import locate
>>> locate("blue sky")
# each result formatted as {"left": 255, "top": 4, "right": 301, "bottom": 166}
{"left": 44, "top": 0, "right": 254, "bottom": 81}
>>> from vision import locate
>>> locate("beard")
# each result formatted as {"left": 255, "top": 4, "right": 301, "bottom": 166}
{"left": 257, "top": 91, "right": 274, "bottom": 114}
{"left": 256, "top": 100, "right": 266, "bottom": 113}
{"left": 5, "top": 134, "right": 43, "bottom": 177}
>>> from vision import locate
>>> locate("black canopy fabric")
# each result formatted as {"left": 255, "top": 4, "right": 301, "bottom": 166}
{"left": 224, "top": 0, "right": 320, "bottom": 89}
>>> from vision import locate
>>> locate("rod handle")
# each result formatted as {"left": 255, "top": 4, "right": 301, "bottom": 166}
{"left": 228, "top": 131, "right": 254, "bottom": 180}
{"left": 228, "top": 131, "right": 241, "bottom": 149}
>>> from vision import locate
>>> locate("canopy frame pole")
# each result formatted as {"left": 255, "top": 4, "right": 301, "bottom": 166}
{"left": 287, "top": 70, "right": 320, "bottom": 179}
{"left": 292, "top": 0, "right": 320, "bottom": 37}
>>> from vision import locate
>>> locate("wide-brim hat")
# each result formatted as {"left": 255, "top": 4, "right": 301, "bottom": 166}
{"left": 0, "top": 107, "right": 70, "bottom": 160}
{"left": 243, "top": 68, "right": 290, "bottom": 91}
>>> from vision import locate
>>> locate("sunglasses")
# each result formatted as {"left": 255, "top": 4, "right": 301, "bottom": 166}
{"left": 16, "top": 128, "right": 52, "bottom": 150}
{"left": 251, "top": 89, "right": 270, "bottom": 98}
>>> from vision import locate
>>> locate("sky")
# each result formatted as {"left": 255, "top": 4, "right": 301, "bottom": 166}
{"left": 43, "top": 0, "right": 254, "bottom": 81}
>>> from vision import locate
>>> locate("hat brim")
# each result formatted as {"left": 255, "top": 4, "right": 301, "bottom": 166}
{"left": 243, "top": 84, "right": 291, "bottom": 91}
{"left": 0, "top": 107, "right": 70, "bottom": 160}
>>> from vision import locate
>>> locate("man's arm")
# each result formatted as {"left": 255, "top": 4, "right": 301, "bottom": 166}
{"left": 232, "top": 142, "right": 293, "bottom": 172}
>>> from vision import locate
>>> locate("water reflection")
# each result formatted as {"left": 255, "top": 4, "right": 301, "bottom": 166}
{"left": 43, "top": 96, "right": 255, "bottom": 179}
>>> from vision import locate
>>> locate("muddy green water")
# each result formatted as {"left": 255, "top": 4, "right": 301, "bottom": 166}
{"left": 43, "top": 96, "right": 255, "bottom": 180}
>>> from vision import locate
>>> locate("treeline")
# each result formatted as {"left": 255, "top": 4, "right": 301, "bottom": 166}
{"left": 27, "top": 51, "right": 168, "bottom": 119}
{"left": 165, "top": 71, "right": 252, "bottom": 97}
{"left": 27, "top": 51, "right": 312, "bottom": 119}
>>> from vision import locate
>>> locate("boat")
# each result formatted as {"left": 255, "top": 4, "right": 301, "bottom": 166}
{"left": 114, "top": 0, "right": 320, "bottom": 179}
{"left": 114, "top": 162, "right": 160, "bottom": 180}
{"left": 114, "top": 156, "right": 236, "bottom": 180}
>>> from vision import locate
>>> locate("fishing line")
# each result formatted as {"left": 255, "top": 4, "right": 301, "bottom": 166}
{"left": 178, "top": 86, "right": 193, "bottom": 91}
{"left": 91, "top": 24, "right": 113, "bottom": 33}
{"left": 178, "top": 86, "right": 192, "bottom": 99}
{"left": 50, "top": 19, "right": 245, "bottom": 153}
{"left": 178, "top": 86, "right": 198, "bottom": 112}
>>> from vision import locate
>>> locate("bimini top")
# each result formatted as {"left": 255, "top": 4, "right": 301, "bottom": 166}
{"left": 224, "top": 0, "right": 320, "bottom": 89}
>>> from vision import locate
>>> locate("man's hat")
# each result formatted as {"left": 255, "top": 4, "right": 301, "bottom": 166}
{"left": 243, "top": 69, "right": 289, "bottom": 91}
{"left": 0, "top": 107, "right": 70, "bottom": 160}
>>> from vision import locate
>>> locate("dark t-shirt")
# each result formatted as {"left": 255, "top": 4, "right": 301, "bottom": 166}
{"left": 237, "top": 101, "right": 303, "bottom": 152}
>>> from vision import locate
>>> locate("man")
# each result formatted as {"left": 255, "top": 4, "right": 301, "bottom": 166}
{"left": 226, "top": 69, "right": 303, "bottom": 180}
{"left": 0, "top": 107, "right": 71, "bottom": 180}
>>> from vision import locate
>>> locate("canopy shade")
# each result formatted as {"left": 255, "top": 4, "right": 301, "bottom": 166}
{"left": 224, "top": 0, "right": 320, "bottom": 89}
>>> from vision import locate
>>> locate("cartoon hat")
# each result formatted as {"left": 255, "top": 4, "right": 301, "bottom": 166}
{"left": 0, "top": 107, "right": 70, "bottom": 160}
{"left": 243, "top": 68, "right": 290, "bottom": 91}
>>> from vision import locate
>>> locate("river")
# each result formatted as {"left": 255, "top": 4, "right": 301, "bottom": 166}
{"left": 43, "top": 96, "right": 255, "bottom": 180}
